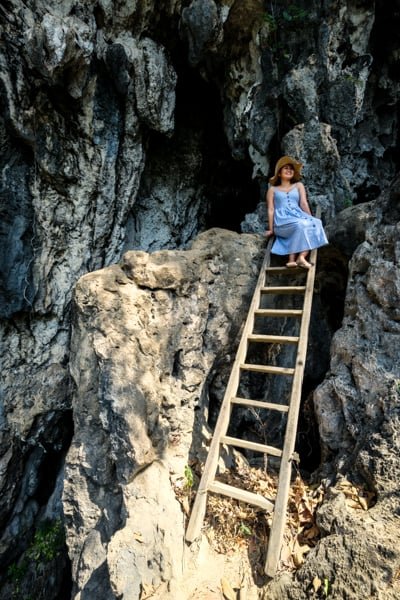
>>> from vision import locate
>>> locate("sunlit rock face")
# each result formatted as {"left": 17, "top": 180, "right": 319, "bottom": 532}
{"left": 63, "top": 229, "right": 264, "bottom": 598}
{"left": 0, "top": 0, "right": 400, "bottom": 598}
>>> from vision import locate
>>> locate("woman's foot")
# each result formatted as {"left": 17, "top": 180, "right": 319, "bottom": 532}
{"left": 286, "top": 261, "right": 298, "bottom": 268}
{"left": 296, "top": 257, "right": 312, "bottom": 269}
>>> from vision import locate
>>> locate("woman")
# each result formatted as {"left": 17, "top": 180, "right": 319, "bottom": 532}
{"left": 265, "top": 156, "right": 328, "bottom": 268}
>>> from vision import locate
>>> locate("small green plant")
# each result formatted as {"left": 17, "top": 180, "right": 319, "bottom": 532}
{"left": 184, "top": 465, "right": 194, "bottom": 489}
{"left": 282, "top": 5, "right": 309, "bottom": 22}
{"left": 345, "top": 74, "right": 362, "bottom": 85}
{"left": 27, "top": 519, "right": 65, "bottom": 563}
{"left": 262, "top": 3, "right": 311, "bottom": 61}
{"left": 263, "top": 12, "right": 278, "bottom": 31}
{"left": 323, "top": 577, "right": 330, "bottom": 597}
{"left": 7, "top": 519, "right": 65, "bottom": 598}
{"left": 7, "top": 561, "right": 28, "bottom": 594}
{"left": 264, "top": 4, "right": 309, "bottom": 28}
{"left": 342, "top": 197, "right": 353, "bottom": 209}
{"left": 239, "top": 522, "right": 252, "bottom": 537}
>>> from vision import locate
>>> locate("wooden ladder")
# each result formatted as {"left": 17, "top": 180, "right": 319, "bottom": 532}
{"left": 185, "top": 236, "right": 319, "bottom": 577}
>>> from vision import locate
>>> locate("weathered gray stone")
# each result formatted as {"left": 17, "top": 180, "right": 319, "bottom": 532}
{"left": 123, "top": 130, "right": 208, "bottom": 252}
{"left": 181, "top": 0, "right": 221, "bottom": 66}
{"left": 282, "top": 119, "right": 351, "bottom": 216}
{"left": 63, "top": 228, "right": 265, "bottom": 598}
{"left": 24, "top": 13, "right": 95, "bottom": 98}
{"left": 1, "top": 1, "right": 400, "bottom": 598}
{"left": 266, "top": 509, "right": 399, "bottom": 600}
{"left": 314, "top": 180, "right": 400, "bottom": 465}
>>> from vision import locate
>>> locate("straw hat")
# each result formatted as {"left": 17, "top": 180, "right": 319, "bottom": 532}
{"left": 269, "top": 156, "right": 303, "bottom": 185}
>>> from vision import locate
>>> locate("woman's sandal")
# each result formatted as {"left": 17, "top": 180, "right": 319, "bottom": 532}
{"left": 296, "top": 257, "right": 313, "bottom": 269}
{"left": 286, "top": 261, "right": 298, "bottom": 268}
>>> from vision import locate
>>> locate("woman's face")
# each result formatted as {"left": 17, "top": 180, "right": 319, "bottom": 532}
{"left": 280, "top": 164, "right": 294, "bottom": 178}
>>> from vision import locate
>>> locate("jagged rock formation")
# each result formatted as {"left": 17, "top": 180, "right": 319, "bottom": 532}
{"left": 0, "top": 0, "right": 399, "bottom": 598}
{"left": 66, "top": 177, "right": 400, "bottom": 600}
{"left": 63, "top": 229, "right": 265, "bottom": 599}
{"left": 266, "top": 176, "right": 400, "bottom": 600}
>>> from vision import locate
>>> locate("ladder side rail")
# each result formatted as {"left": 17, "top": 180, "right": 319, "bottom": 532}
{"left": 264, "top": 243, "right": 319, "bottom": 576}
{"left": 186, "top": 239, "right": 273, "bottom": 542}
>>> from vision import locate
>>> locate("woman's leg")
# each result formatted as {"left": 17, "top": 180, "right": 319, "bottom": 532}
{"left": 296, "top": 250, "right": 313, "bottom": 268}
{"left": 286, "top": 253, "right": 297, "bottom": 268}
{"left": 298, "top": 250, "right": 309, "bottom": 260}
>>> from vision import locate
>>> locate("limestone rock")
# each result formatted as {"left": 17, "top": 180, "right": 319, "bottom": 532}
{"left": 63, "top": 229, "right": 265, "bottom": 598}
{"left": 107, "top": 34, "right": 177, "bottom": 134}
{"left": 24, "top": 13, "right": 95, "bottom": 98}
{"left": 181, "top": 0, "right": 222, "bottom": 66}
{"left": 291, "top": 177, "right": 400, "bottom": 599}
{"left": 282, "top": 119, "right": 350, "bottom": 216}
{"left": 1, "top": 1, "right": 400, "bottom": 598}
{"left": 314, "top": 177, "right": 400, "bottom": 468}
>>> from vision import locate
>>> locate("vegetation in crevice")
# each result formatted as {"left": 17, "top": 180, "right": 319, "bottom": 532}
{"left": 6, "top": 519, "right": 67, "bottom": 600}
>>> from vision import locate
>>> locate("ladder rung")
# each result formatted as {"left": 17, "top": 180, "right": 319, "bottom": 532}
{"left": 254, "top": 309, "right": 303, "bottom": 317}
{"left": 208, "top": 481, "right": 274, "bottom": 511}
{"left": 240, "top": 363, "right": 295, "bottom": 375}
{"left": 265, "top": 266, "right": 302, "bottom": 273}
{"left": 231, "top": 397, "right": 289, "bottom": 412}
{"left": 220, "top": 435, "right": 283, "bottom": 457}
{"left": 247, "top": 334, "right": 299, "bottom": 344}
{"left": 260, "top": 286, "right": 306, "bottom": 294}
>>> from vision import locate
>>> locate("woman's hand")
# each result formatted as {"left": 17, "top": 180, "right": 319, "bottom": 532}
{"left": 265, "top": 229, "right": 274, "bottom": 238}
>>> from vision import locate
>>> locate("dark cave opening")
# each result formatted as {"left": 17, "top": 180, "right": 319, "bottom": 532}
{"left": 144, "top": 9, "right": 262, "bottom": 234}
{"left": 371, "top": 0, "right": 400, "bottom": 81}
{"left": 172, "top": 52, "right": 260, "bottom": 233}
{"left": 295, "top": 381, "right": 323, "bottom": 475}
{"left": 366, "top": 0, "right": 400, "bottom": 181}
{"left": 126, "top": 55, "right": 261, "bottom": 252}
{"left": 33, "top": 412, "right": 74, "bottom": 505}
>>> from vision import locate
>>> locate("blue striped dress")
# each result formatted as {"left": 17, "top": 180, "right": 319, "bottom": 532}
{"left": 271, "top": 186, "right": 328, "bottom": 255}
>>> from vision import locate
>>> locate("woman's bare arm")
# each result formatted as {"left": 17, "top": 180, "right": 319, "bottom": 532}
{"left": 297, "top": 182, "right": 312, "bottom": 215}
{"left": 266, "top": 187, "right": 275, "bottom": 236}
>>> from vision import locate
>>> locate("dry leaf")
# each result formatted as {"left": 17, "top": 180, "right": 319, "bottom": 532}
{"left": 300, "top": 524, "right": 320, "bottom": 540}
{"left": 334, "top": 478, "right": 375, "bottom": 511}
{"left": 392, "top": 567, "right": 400, "bottom": 581}
{"left": 312, "top": 575, "right": 322, "bottom": 592}
{"left": 197, "top": 464, "right": 324, "bottom": 570}
{"left": 293, "top": 540, "right": 310, "bottom": 567}
{"left": 346, "top": 499, "right": 362, "bottom": 509}
{"left": 133, "top": 532, "right": 144, "bottom": 543}
{"left": 220, "top": 577, "right": 236, "bottom": 600}
{"left": 279, "top": 540, "right": 294, "bottom": 568}
{"left": 181, "top": 495, "right": 190, "bottom": 515}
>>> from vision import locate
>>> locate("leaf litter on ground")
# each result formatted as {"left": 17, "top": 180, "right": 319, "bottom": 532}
{"left": 173, "top": 460, "right": 375, "bottom": 574}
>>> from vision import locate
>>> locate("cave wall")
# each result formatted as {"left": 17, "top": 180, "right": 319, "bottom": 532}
{"left": 0, "top": 0, "right": 399, "bottom": 598}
